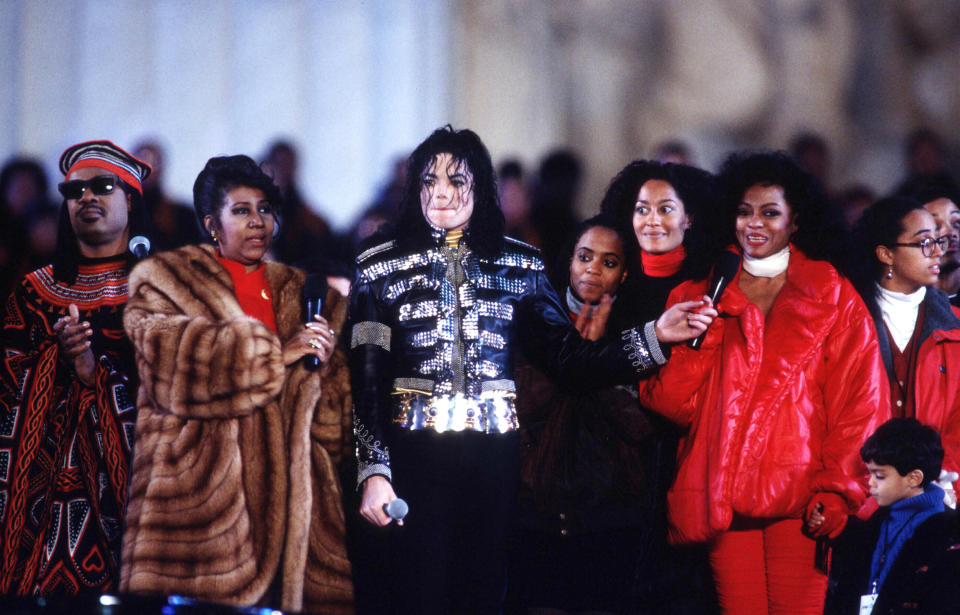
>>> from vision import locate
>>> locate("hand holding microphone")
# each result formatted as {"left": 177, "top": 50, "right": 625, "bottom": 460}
{"left": 301, "top": 274, "right": 332, "bottom": 371}
{"left": 688, "top": 250, "right": 740, "bottom": 349}
{"left": 383, "top": 498, "right": 409, "bottom": 523}
{"left": 360, "top": 475, "right": 407, "bottom": 526}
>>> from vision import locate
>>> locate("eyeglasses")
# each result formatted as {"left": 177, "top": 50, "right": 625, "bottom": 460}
{"left": 58, "top": 174, "right": 120, "bottom": 200}
{"left": 890, "top": 236, "right": 949, "bottom": 258}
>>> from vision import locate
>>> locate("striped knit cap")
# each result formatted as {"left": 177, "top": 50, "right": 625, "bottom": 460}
{"left": 59, "top": 140, "right": 152, "bottom": 195}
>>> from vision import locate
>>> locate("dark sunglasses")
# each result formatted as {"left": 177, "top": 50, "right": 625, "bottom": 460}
{"left": 58, "top": 174, "right": 121, "bottom": 200}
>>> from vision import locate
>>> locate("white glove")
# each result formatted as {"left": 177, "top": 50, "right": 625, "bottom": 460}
{"left": 935, "top": 470, "right": 958, "bottom": 509}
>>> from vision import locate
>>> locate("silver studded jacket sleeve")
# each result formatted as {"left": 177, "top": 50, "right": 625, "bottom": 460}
{"left": 349, "top": 243, "right": 397, "bottom": 486}
{"left": 517, "top": 266, "right": 667, "bottom": 385}
{"left": 347, "top": 237, "right": 667, "bottom": 486}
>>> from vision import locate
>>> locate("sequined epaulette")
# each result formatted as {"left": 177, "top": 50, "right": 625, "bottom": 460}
{"left": 357, "top": 246, "right": 442, "bottom": 287}
{"left": 494, "top": 238, "right": 545, "bottom": 271}
{"left": 356, "top": 239, "right": 397, "bottom": 264}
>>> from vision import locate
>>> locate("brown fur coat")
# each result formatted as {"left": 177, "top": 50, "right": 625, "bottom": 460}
{"left": 119, "top": 244, "right": 353, "bottom": 613}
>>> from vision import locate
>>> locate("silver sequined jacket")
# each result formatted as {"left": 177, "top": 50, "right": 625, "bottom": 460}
{"left": 349, "top": 230, "right": 666, "bottom": 484}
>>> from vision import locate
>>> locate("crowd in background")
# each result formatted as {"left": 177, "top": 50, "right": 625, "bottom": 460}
{"left": 3, "top": 127, "right": 958, "bottom": 301}
{"left": 1, "top": 124, "right": 959, "bottom": 615}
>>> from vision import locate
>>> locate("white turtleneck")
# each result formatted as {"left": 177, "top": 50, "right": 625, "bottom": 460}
{"left": 742, "top": 245, "right": 790, "bottom": 278}
{"left": 875, "top": 282, "right": 926, "bottom": 352}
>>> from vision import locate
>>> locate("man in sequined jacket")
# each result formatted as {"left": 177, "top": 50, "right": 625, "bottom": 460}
{"left": 347, "top": 126, "right": 715, "bottom": 615}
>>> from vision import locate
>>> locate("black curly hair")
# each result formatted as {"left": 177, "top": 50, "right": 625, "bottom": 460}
{"left": 598, "top": 159, "right": 718, "bottom": 280}
{"left": 396, "top": 125, "right": 504, "bottom": 258}
{"left": 716, "top": 151, "right": 844, "bottom": 264}
{"left": 845, "top": 195, "right": 928, "bottom": 308}
{"left": 192, "top": 154, "right": 283, "bottom": 239}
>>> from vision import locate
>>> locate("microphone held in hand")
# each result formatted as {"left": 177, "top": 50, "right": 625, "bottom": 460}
{"left": 383, "top": 498, "right": 409, "bottom": 522}
{"left": 688, "top": 250, "right": 740, "bottom": 350}
{"left": 302, "top": 274, "right": 328, "bottom": 371}
{"left": 128, "top": 235, "right": 151, "bottom": 260}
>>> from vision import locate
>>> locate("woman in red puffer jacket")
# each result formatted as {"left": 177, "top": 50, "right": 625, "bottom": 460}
{"left": 639, "top": 151, "right": 889, "bottom": 615}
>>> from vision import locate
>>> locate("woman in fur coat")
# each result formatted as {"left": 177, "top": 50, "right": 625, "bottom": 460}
{"left": 119, "top": 155, "right": 354, "bottom": 613}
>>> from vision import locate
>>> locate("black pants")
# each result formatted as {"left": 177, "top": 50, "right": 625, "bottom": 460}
{"left": 384, "top": 427, "right": 521, "bottom": 615}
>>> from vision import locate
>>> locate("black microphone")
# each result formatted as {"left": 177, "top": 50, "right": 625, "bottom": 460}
{"left": 383, "top": 498, "right": 409, "bottom": 522}
{"left": 687, "top": 250, "right": 740, "bottom": 350}
{"left": 128, "top": 235, "right": 151, "bottom": 260}
{"left": 302, "top": 273, "right": 328, "bottom": 371}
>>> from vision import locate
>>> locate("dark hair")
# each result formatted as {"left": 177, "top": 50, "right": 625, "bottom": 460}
{"left": 895, "top": 173, "right": 960, "bottom": 208}
{"left": 651, "top": 140, "right": 692, "bottom": 164}
{"left": 861, "top": 418, "right": 943, "bottom": 487}
{"left": 263, "top": 139, "right": 296, "bottom": 164}
{"left": 192, "top": 154, "right": 283, "bottom": 239}
{"left": 396, "top": 125, "right": 504, "bottom": 258}
{"left": 789, "top": 132, "right": 828, "bottom": 160}
{"left": 906, "top": 127, "right": 945, "bottom": 159}
{"left": 569, "top": 212, "right": 629, "bottom": 256}
{"left": 498, "top": 159, "right": 524, "bottom": 182}
{"left": 558, "top": 212, "right": 630, "bottom": 291}
{"left": 716, "top": 150, "right": 843, "bottom": 263}
{"left": 845, "top": 196, "right": 928, "bottom": 307}
{"left": 599, "top": 159, "right": 718, "bottom": 280}
{"left": 0, "top": 157, "right": 50, "bottom": 209}
{"left": 0, "top": 157, "right": 50, "bottom": 224}
{"left": 52, "top": 181, "right": 150, "bottom": 283}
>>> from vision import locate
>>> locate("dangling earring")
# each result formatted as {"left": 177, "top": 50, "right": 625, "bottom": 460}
{"left": 886, "top": 265, "right": 893, "bottom": 279}
{"left": 211, "top": 231, "right": 219, "bottom": 244}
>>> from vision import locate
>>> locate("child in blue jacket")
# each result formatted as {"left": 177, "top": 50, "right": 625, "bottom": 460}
{"left": 817, "top": 417, "right": 960, "bottom": 615}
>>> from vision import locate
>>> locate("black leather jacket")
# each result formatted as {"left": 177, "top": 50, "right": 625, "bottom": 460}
{"left": 349, "top": 230, "right": 665, "bottom": 484}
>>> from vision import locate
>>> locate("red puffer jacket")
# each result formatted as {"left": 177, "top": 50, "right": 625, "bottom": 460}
{"left": 639, "top": 249, "right": 889, "bottom": 544}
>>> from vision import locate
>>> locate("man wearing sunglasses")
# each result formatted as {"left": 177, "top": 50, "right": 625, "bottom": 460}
{"left": 0, "top": 141, "right": 151, "bottom": 598}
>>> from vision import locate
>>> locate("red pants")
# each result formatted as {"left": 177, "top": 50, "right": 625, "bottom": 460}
{"left": 709, "top": 518, "right": 826, "bottom": 615}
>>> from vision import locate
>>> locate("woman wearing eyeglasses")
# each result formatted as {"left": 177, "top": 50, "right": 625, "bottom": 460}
{"left": 639, "top": 151, "right": 888, "bottom": 615}
{"left": 119, "top": 155, "right": 353, "bottom": 613}
{"left": 848, "top": 196, "right": 960, "bottom": 507}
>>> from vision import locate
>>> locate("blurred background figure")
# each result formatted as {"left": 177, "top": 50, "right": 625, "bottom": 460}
{"left": 836, "top": 184, "right": 876, "bottom": 230}
{"left": 530, "top": 149, "right": 582, "bottom": 276}
{"left": 261, "top": 139, "right": 339, "bottom": 267}
{"left": 348, "top": 155, "right": 406, "bottom": 255}
{"left": 789, "top": 132, "right": 833, "bottom": 197}
{"left": 497, "top": 159, "right": 537, "bottom": 246}
{"left": 0, "top": 157, "right": 58, "bottom": 298}
{"left": 651, "top": 140, "right": 694, "bottom": 166}
{"left": 133, "top": 139, "right": 201, "bottom": 252}
{"left": 906, "top": 128, "right": 951, "bottom": 180}
{"left": 894, "top": 128, "right": 958, "bottom": 196}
